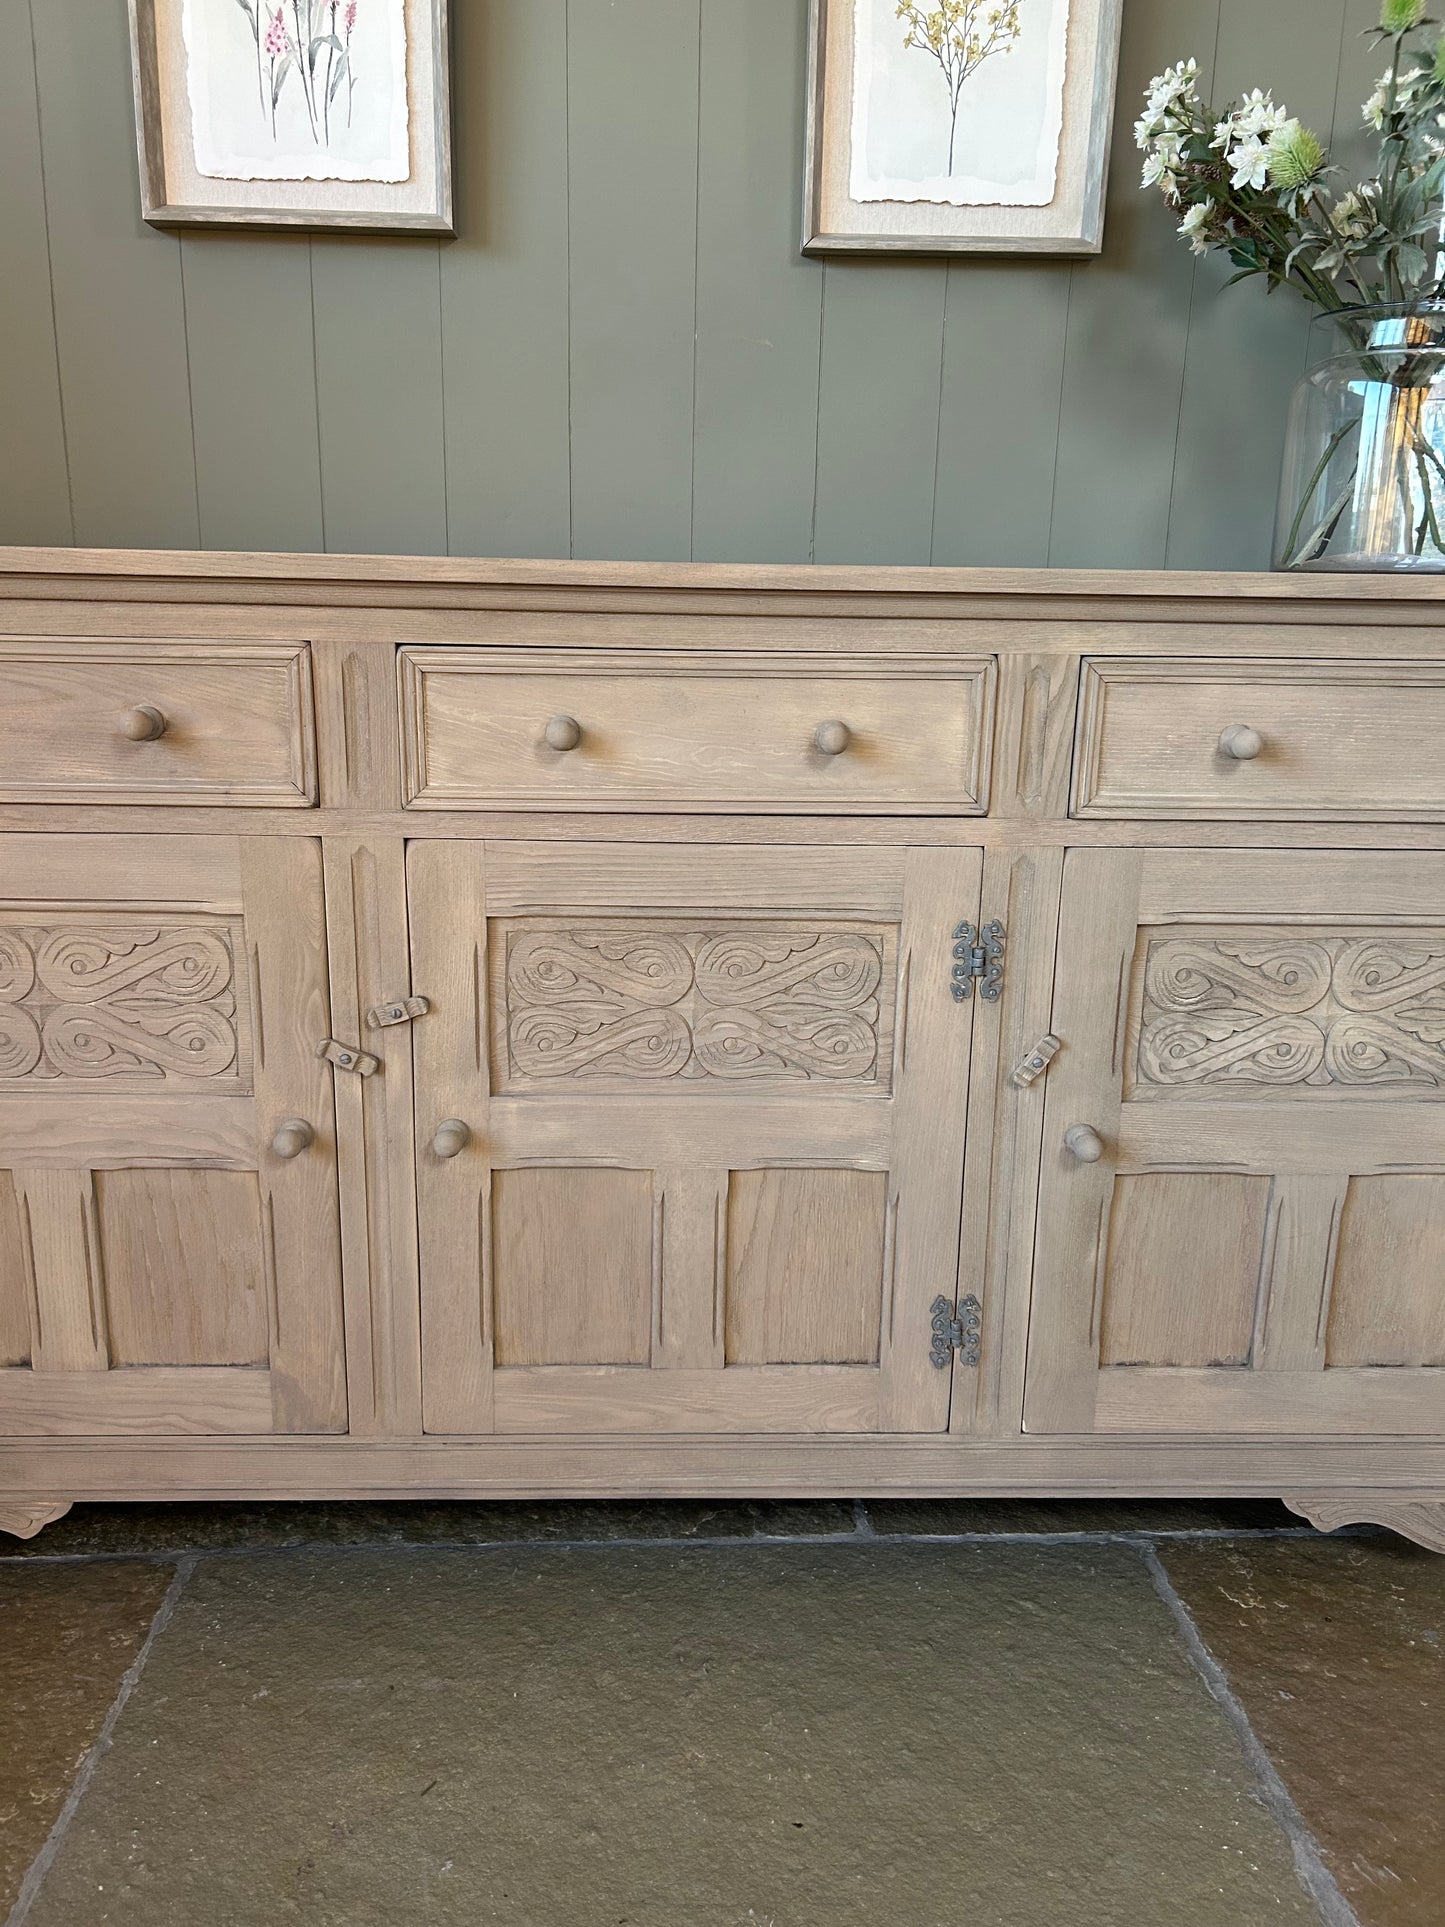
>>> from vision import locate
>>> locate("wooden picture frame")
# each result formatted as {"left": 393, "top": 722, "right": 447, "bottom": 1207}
{"left": 803, "top": 0, "right": 1123, "bottom": 255}
{"left": 128, "top": 0, "right": 452, "bottom": 233}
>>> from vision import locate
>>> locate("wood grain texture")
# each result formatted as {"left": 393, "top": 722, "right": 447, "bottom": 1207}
{"left": 1075, "top": 658, "right": 1445, "bottom": 819}
{"left": 1328, "top": 1177, "right": 1445, "bottom": 1368}
{"left": 94, "top": 1168, "right": 268, "bottom": 1366}
{"left": 0, "top": 0, "right": 70, "bottom": 547}
{"left": 13, "top": 1168, "right": 107, "bottom": 1375}
{"left": 0, "top": 1173, "right": 30, "bottom": 1367}
{"left": 322, "top": 836, "right": 423, "bottom": 1437}
{"left": 0, "top": 641, "right": 316, "bottom": 805}
{"left": 400, "top": 648, "right": 994, "bottom": 812}
{"left": 408, "top": 839, "right": 493, "bottom": 1434}
{"left": 1095, "top": 1368, "right": 1445, "bottom": 1436}
{"left": 240, "top": 837, "right": 346, "bottom": 1432}
{"left": 2, "top": 551, "right": 1445, "bottom": 1531}
{"left": 7, "top": 1435, "right": 1445, "bottom": 1508}
{"left": 566, "top": 0, "right": 700, "bottom": 561}
{"left": 1099, "top": 1173, "right": 1270, "bottom": 1368}
{"left": 0, "top": 1366, "right": 273, "bottom": 1436}
{"left": 725, "top": 1167, "right": 886, "bottom": 1365}
{"left": 491, "top": 1167, "right": 654, "bottom": 1366}
{"left": 1284, "top": 1496, "right": 1445, "bottom": 1556}
{"left": 491, "top": 1364, "right": 881, "bottom": 1435}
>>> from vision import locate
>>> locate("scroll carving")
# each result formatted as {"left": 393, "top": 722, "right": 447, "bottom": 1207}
{"left": 0, "top": 922, "right": 243, "bottom": 1085}
{"left": 503, "top": 924, "right": 888, "bottom": 1086}
{"left": 1137, "top": 933, "right": 1445, "bottom": 1090}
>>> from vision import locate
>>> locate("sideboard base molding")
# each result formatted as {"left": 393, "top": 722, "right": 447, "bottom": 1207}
{"left": 4, "top": 1439, "right": 1445, "bottom": 1545}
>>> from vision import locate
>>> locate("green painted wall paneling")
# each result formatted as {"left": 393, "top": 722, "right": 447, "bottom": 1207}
{"left": 0, "top": 0, "right": 1396, "bottom": 569}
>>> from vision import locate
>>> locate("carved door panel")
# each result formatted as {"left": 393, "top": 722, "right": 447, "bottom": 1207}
{"left": 0, "top": 835, "right": 345, "bottom": 1438}
{"left": 1025, "top": 850, "right": 1445, "bottom": 1437}
{"left": 409, "top": 841, "right": 981, "bottom": 1435}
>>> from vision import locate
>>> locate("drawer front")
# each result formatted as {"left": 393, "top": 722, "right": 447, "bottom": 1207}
{"left": 400, "top": 650, "right": 995, "bottom": 812}
{"left": 0, "top": 643, "right": 317, "bottom": 806}
{"left": 1073, "top": 658, "right": 1445, "bottom": 819}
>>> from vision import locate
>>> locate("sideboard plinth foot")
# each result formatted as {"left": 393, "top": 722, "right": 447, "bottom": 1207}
{"left": 1284, "top": 1495, "right": 1445, "bottom": 1555}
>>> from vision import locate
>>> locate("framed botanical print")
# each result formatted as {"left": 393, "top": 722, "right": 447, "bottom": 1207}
{"left": 128, "top": 0, "right": 452, "bottom": 232}
{"left": 803, "top": 0, "right": 1123, "bottom": 254}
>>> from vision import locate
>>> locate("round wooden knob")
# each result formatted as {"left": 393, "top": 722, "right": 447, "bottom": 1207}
{"left": 1064, "top": 1124, "right": 1105, "bottom": 1164}
{"left": 270, "top": 1118, "right": 315, "bottom": 1160}
{"left": 1218, "top": 724, "right": 1263, "bottom": 761}
{"left": 432, "top": 1118, "right": 471, "bottom": 1160}
{"left": 119, "top": 704, "right": 167, "bottom": 742}
{"left": 813, "top": 720, "right": 851, "bottom": 756}
{"left": 543, "top": 715, "right": 582, "bottom": 752}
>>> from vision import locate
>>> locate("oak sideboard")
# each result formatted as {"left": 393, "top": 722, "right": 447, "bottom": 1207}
{"left": 0, "top": 549, "right": 1442, "bottom": 1552}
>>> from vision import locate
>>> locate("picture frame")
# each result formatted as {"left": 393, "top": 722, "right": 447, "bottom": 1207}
{"left": 803, "top": 0, "right": 1123, "bottom": 255}
{"left": 128, "top": 0, "right": 453, "bottom": 233}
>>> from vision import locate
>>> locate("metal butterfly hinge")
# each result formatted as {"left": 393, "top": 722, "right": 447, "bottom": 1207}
{"left": 951, "top": 919, "right": 1005, "bottom": 1002}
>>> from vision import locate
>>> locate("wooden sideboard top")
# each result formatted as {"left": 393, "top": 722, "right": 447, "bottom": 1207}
{"left": 3, "top": 545, "right": 1445, "bottom": 628}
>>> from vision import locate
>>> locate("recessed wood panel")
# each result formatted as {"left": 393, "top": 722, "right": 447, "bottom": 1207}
{"left": 0, "top": 1172, "right": 31, "bottom": 1366}
{"left": 1328, "top": 1177, "right": 1445, "bottom": 1368}
{"left": 95, "top": 1169, "right": 269, "bottom": 1368}
{"left": 725, "top": 1168, "right": 886, "bottom": 1366}
{"left": 491, "top": 1167, "right": 653, "bottom": 1367}
{"left": 1100, "top": 1174, "right": 1271, "bottom": 1369}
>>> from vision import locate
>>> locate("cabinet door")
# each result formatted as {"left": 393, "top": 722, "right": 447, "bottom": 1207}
{"left": 1026, "top": 850, "right": 1445, "bottom": 1436}
{"left": 0, "top": 836, "right": 344, "bottom": 1437}
{"left": 410, "top": 841, "right": 981, "bottom": 1435}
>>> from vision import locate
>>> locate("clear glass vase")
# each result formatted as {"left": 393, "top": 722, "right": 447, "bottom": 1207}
{"left": 1275, "top": 302, "right": 1445, "bottom": 572}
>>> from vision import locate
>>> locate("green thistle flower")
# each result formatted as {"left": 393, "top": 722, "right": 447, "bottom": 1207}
{"left": 1381, "top": 0, "right": 1426, "bottom": 33}
{"left": 1267, "top": 119, "right": 1326, "bottom": 191}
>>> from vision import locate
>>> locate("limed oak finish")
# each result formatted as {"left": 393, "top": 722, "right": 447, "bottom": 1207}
{"left": 0, "top": 550, "right": 1442, "bottom": 1553}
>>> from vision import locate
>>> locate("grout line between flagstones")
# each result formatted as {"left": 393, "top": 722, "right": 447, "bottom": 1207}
{"left": 1141, "top": 1543, "right": 1363, "bottom": 1927}
{"left": 3, "top": 1555, "right": 198, "bottom": 1927}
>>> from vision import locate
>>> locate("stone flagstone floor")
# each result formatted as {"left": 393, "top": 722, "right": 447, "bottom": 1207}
{"left": 0, "top": 1498, "right": 1440, "bottom": 1926}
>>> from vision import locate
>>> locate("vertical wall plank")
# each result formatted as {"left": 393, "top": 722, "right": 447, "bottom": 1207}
{"left": 183, "top": 235, "right": 324, "bottom": 553}
{"left": 442, "top": 0, "right": 571, "bottom": 560}
{"left": 1165, "top": 0, "right": 1348, "bottom": 571}
{"left": 0, "top": 0, "right": 70, "bottom": 546}
{"left": 567, "top": 0, "right": 701, "bottom": 560}
{"left": 813, "top": 260, "right": 948, "bottom": 563}
{"left": 312, "top": 240, "right": 447, "bottom": 555}
{"left": 1048, "top": 0, "right": 1223, "bottom": 568}
{"left": 30, "top": 0, "right": 198, "bottom": 548}
{"left": 932, "top": 263, "right": 1071, "bottom": 565}
{"left": 0, "top": 0, "right": 1405, "bottom": 569}
{"left": 692, "top": 0, "right": 823, "bottom": 563}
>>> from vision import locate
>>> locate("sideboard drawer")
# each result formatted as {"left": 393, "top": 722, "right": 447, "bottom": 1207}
{"left": 0, "top": 642, "right": 317, "bottom": 806}
{"left": 1072, "top": 658, "right": 1445, "bottom": 820}
{"left": 399, "top": 649, "right": 995, "bottom": 812}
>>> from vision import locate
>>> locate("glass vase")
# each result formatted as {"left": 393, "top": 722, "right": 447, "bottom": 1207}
{"left": 1275, "top": 302, "right": 1445, "bottom": 572}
